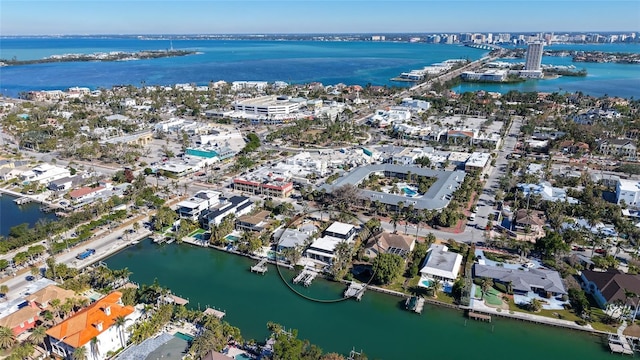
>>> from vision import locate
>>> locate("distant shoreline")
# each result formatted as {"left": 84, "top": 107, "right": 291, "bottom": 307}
{"left": 0, "top": 49, "right": 197, "bottom": 66}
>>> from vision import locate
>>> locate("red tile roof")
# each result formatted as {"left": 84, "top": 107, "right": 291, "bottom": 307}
{"left": 69, "top": 186, "right": 105, "bottom": 199}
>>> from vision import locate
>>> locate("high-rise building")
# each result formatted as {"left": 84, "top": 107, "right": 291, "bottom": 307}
{"left": 525, "top": 41, "right": 544, "bottom": 71}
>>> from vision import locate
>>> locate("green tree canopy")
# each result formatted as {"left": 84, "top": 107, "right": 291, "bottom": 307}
{"left": 371, "top": 253, "right": 404, "bottom": 285}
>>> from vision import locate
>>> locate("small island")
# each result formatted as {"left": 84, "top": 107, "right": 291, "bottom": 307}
{"left": 0, "top": 49, "right": 197, "bottom": 66}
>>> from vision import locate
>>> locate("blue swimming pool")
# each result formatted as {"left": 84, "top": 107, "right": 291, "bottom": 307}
{"left": 175, "top": 332, "right": 194, "bottom": 341}
{"left": 403, "top": 187, "right": 417, "bottom": 196}
{"left": 226, "top": 235, "right": 240, "bottom": 242}
{"left": 235, "top": 354, "right": 253, "bottom": 360}
{"left": 421, "top": 280, "right": 432, "bottom": 287}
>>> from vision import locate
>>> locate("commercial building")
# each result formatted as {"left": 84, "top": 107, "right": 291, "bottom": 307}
{"left": 233, "top": 96, "right": 301, "bottom": 117}
{"left": 464, "top": 152, "right": 491, "bottom": 172}
{"left": 525, "top": 41, "right": 544, "bottom": 71}
{"left": 233, "top": 172, "right": 294, "bottom": 198}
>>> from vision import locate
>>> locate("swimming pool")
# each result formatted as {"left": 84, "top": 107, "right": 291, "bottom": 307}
{"left": 403, "top": 187, "right": 417, "bottom": 196}
{"left": 174, "top": 332, "right": 194, "bottom": 341}
{"left": 226, "top": 235, "right": 240, "bottom": 242}
{"left": 421, "top": 280, "right": 432, "bottom": 287}
{"left": 235, "top": 354, "right": 253, "bottom": 360}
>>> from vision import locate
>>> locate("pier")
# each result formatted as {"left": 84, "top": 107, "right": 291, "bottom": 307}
{"left": 251, "top": 259, "right": 268, "bottom": 274}
{"left": 468, "top": 311, "right": 492, "bottom": 322}
{"left": 405, "top": 296, "right": 425, "bottom": 314}
{"left": 293, "top": 267, "right": 317, "bottom": 287}
{"left": 344, "top": 282, "right": 366, "bottom": 301}
{"left": 14, "top": 196, "right": 33, "bottom": 205}
{"left": 203, "top": 307, "right": 226, "bottom": 319}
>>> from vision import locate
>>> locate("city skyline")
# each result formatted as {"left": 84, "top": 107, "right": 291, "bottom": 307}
{"left": 1, "top": 0, "right": 639, "bottom": 36}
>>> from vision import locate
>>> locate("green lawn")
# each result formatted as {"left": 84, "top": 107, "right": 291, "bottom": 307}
{"left": 475, "top": 286, "right": 503, "bottom": 306}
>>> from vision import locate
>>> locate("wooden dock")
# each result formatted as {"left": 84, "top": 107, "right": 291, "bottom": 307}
{"left": 608, "top": 334, "right": 634, "bottom": 355}
{"left": 251, "top": 259, "right": 268, "bottom": 274}
{"left": 344, "top": 282, "right": 366, "bottom": 301}
{"left": 468, "top": 311, "right": 492, "bottom": 322}
{"left": 203, "top": 307, "right": 226, "bottom": 319}
{"left": 293, "top": 268, "right": 317, "bottom": 287}
{"left": 405, "top": 296, "right": 425, "bottom": 314}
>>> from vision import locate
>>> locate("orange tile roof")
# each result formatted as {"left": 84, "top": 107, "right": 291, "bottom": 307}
{"left": 46, "top": 291, "right": 134, "bottom": 348}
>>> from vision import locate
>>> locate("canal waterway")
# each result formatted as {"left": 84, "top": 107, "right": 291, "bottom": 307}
{"left": 105, "top": 239, "right": 615, "bottom": 359}
{"left": 0, "top": 193, "right": 57, "bottom": 237}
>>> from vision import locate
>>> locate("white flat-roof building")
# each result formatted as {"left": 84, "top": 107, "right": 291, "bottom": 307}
{"left": 233, "top": 96, "right": 300, "bottom": 117}
{"left": 20, "top": 164, "right": 70, "bottom": 184}
{"left": 176, "top": 190, "right": 222, "bottom": 221}
{"left": 617, "top": 179, "right": 640, "bottom": 207}
{"left": 465, "top": 152, "right": 491, "bottom": 172}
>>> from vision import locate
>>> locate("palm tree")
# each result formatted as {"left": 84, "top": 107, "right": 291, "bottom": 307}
{"left": 529, "top": 298, "right": 543, "bottom": 312}
{"left": 480, "top": 277, "right": 494, "bottom": 300}
{"left": 72, "top": 346, "right": 87, "bottom": 360}
{"left": 430, "top": 279, "right": 442, "bottom": 298}
{"left": 27, "top": 326, "right": 47, "bottom": 348}
{"left": 390, "top": 213, "right": 400, "bottom": 234}
{"left": 114, "top": 315, "right": 128, "bottom": 348}
{"left": 90, "top": 337, "right": 100, "bottom": 360}
{"left": 0, "top": 325, "right": 16, "bottom": 350}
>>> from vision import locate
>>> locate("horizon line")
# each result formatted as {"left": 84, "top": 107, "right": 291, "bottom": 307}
{"left": 1, "top": 30, "right": 638, "bottom": 37}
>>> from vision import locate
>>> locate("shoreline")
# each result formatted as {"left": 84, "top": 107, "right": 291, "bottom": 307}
{"left": 150, "top": 239, "right": 622, "bottom": 340}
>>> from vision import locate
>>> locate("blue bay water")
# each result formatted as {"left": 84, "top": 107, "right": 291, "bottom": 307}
{"left": 454, "top": 43, "right": 640, "bottom": 98}
{"left": 0, "top": 193, "right": 57, "bottom": 237}
{"left": 0, "top": 38, "right": 486, "bottom": 97}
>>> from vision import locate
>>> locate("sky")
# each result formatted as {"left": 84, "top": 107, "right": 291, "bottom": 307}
{"left": 1, "top": 0, "right": 639, "bottom": 35}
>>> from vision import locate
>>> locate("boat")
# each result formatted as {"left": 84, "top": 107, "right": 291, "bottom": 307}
{"left": 405, "top": 296, "right": 425, "bottom": 314}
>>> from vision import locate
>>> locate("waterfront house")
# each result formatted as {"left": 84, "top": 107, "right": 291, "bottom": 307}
{"left": 176, "top": 190, "right": 222, "bottom": 221}
{"left": 20, "top": 163, "right": 70, "bottom": 185}
{"left": 273, "top": 228, "right": 313, "bottom": 253}
{"left": 69, "top": 186, "right": 107, "bottom": 203}
{"left": 200, "top": 195, "right": 254, "bottom": 229}
{"left": 48, "top": 176, "right": 81, "bottom": 192}
{"left": 474, "top": 264, "right": 567, "bottom": 298}
{"left": 364, "top": 232, "right": 415, "bottom": 259}
{"left": 419, "top": 244, "right": 463, "bottom": 284}
{"left": 235, "top": 211, "right": 272, "bottom": 232}
{"left": 305, "top": 222, "right": 358, "bottom": 265}
{"left": 47, "top": 291, "right": 140, "bottom": 360}
{"left": 581, "top": 269, "right": 640, "bottom": 318}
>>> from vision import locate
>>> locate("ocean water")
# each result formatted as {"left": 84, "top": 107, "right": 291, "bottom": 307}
{"left": 0, "top": 38, "right": 486, "bottom": 96}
